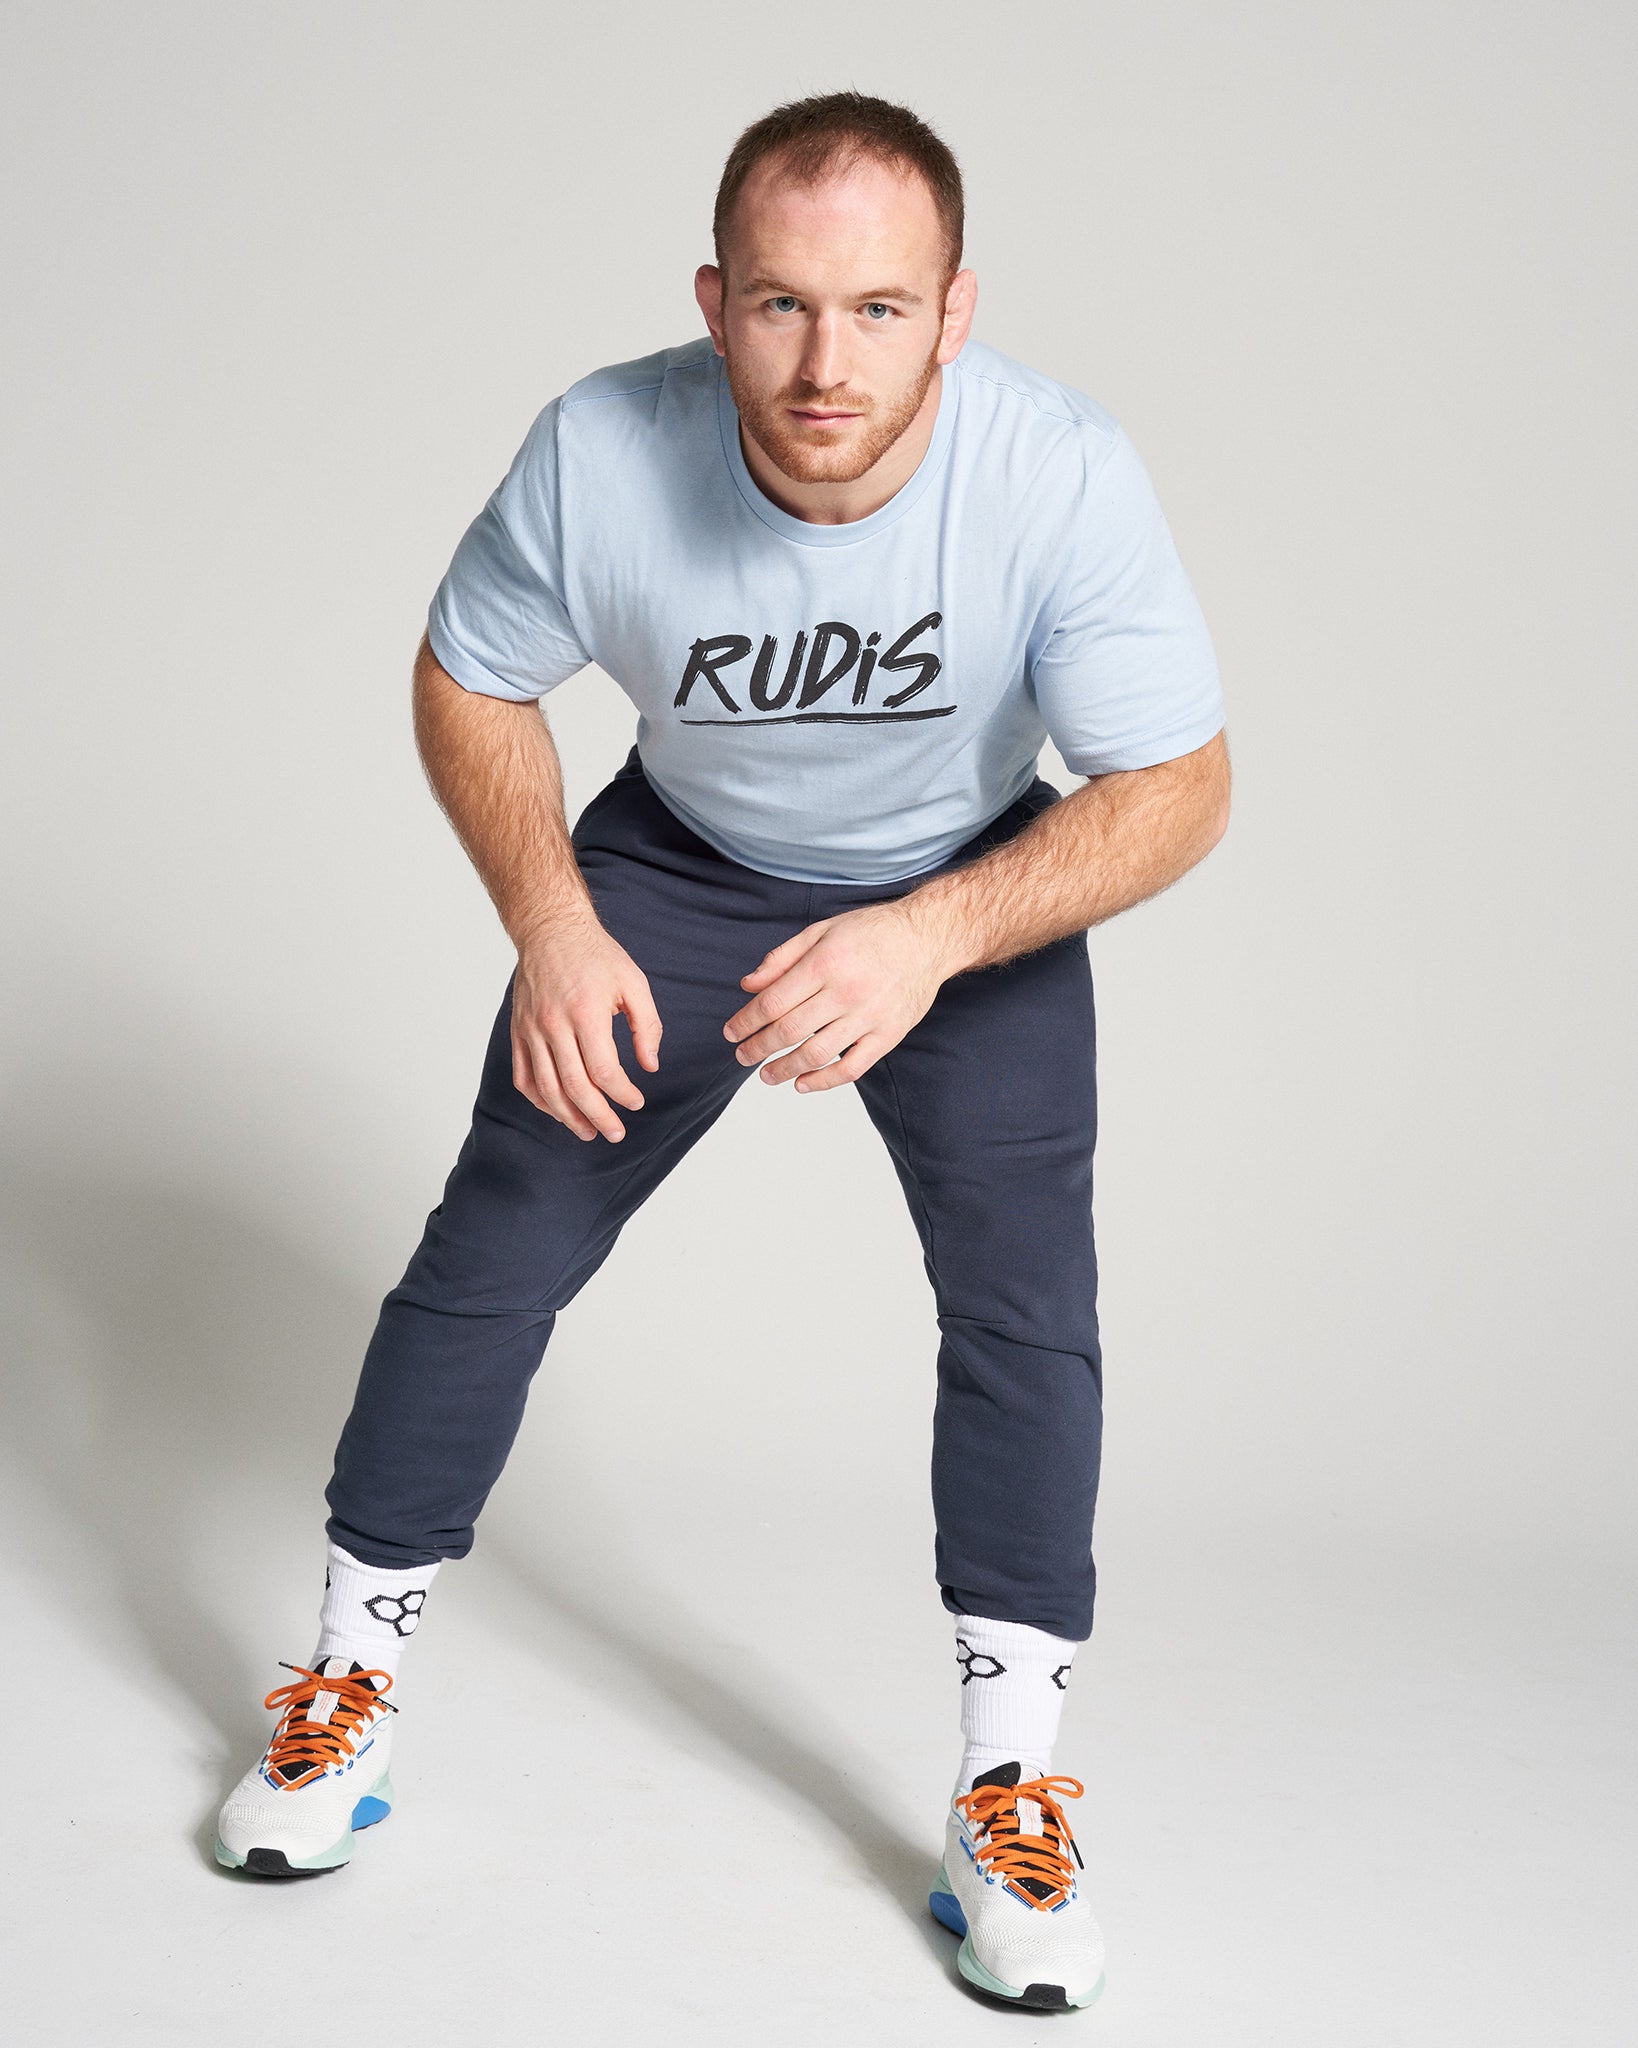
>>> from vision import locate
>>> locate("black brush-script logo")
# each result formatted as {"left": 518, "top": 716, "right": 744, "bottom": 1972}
{"left": 673, "top": 610, "right": 951, "bottom": 725}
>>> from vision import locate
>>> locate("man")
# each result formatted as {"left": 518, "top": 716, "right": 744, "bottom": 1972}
{"left": 216, "top": 92, "right": 1229, "bottom": 2013}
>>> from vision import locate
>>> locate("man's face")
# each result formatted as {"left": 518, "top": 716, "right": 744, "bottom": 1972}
{"left": 697, "top": 155, "right": 974, "bottom": 485}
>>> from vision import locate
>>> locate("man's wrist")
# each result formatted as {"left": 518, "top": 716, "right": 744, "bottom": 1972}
{"left": 509, "top": 893, "right": 600, "bottom": 957}
{"left": 897, "top": 876, "right": 983, "bottom": 980}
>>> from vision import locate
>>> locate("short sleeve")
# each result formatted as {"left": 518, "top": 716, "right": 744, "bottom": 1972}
{"left": 426, "top": 399, "right": 592, "bottom": 701}
{"left": 1030, "top": 427, "right": 1224, "bottom": 775}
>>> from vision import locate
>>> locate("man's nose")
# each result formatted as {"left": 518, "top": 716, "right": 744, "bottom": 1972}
{"left": 798, "top": 311, "right": 850, "bottom": 394}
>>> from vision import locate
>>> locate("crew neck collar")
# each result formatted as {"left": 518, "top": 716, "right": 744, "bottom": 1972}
{"left": 715, "top": 352, "right": 960, "bottom": 548}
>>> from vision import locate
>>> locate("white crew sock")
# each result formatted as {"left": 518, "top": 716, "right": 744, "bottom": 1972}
{"left": 955, "top": 1614, "right": 1080, "bottom": 1791}
{"left": 311, "top": 1541, "right": 440, "bottom": 1681}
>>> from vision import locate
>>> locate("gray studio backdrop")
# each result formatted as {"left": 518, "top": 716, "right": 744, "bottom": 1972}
{"left": 2, "top": 0, "right": 1633, "bottom": 2014}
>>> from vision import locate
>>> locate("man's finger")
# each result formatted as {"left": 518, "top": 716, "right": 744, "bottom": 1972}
{"left": 724, "top": 967, "right": 826, "bottom": 1045}
{"left": 516, "top": 1032, "right": 599, "bottom": 1140}
{"left": 737, "top": 922, "right": 828, "bottom": 994}
{"left": 736, "top": 992, "right": 846, "bottom": 1068}
{"left": 793, "top": 1035, "right": 884, "bottom": 1094}
{"left": 572, "top": 1006, "right": 647, "bottom": 1113}
{"left": 544, "top": 1025, "right": 629, "bottom": 1143}
{"left": 512, "top": 1031, "right": 553, "bottom": 1117}
{"left": 622, "top": 978, "right": 663, "bottom": 1073}
{"left": 760, "top": 1024, "right": 851, "bottom": 1084}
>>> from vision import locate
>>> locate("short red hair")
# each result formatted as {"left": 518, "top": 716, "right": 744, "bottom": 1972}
{"left": 713, "top": 92, "right": 965, "bottom": 279}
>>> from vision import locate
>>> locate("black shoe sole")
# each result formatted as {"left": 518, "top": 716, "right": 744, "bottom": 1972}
{"left": 240, "top": 1847, "right": 344, "bottom": 1879}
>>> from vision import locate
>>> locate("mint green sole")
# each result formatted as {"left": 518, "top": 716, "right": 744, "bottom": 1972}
{"left": 957, "top": 1937, "right": 1105, "bottom": 2009}
{"left": 215, "top": 1769, "right": 394, "bottom": 1874}
{"left": 936, "top": 1859, "right": 1105, "bottom": 2010}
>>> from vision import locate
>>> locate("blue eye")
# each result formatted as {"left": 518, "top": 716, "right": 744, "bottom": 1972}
{"left": 864, "top": 302, "right": 891, "bottom": 320}
{"left": 769, "top": 295, "right": 798, "bottom": 313}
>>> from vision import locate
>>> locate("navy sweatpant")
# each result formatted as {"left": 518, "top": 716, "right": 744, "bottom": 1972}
{"left": 326, "top": 750, "right": 1104, "bottom": 1639}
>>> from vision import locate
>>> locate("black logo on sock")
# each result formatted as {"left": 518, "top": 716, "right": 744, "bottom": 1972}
{"left": 364, "top": 1589, "right": 426, "bottom": 1637}
{"left": 1051, "top": 1664, "right": 1072, "bottom": 1691}
{"left": 956, "top": 1638, "right": 1006, "bottom": 1684}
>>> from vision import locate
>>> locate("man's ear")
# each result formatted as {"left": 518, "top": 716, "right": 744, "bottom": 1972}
{"left": 937, "top": 268, "right": 978, "bottom": 366}
{"left": 695, "top": 264, "right": 727, "bottom": 355}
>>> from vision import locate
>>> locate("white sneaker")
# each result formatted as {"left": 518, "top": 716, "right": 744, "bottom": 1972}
{"left": 215, "top": 1657, "right": 397, "bottom": 1876}
{"left": 929, "top": 1763, "right": 1105, "bottom": 2010}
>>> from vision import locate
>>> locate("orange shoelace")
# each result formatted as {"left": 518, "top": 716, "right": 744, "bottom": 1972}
{"left": 262, "top": 1662, "right": 397, "bottom": 1790}
{"left": 955, "top": 1774, "right": 1086, "bottom": 1911}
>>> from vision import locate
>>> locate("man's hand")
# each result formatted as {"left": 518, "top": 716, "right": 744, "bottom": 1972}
{"left": 409, "top": 637, "right": 664, "bottom": 1143}
{"left": 512, "top": 914, "right": 662, "bottom": 1141}
{"left": 723, "top": 734, "right": 1232, "bottom": 1094}
{"left": 723, "top": 902, "right": 952, "bottom": 1093}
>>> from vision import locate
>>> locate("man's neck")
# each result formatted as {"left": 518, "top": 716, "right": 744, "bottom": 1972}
{"left": 738, "top": 367, "right": 944, "bottom": 527}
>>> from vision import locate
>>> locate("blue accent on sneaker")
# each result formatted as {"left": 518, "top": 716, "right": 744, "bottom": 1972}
{"left": 350, "top": 1795, "right": 392, "bottom": 1830}
{"left": 929, "top": 1888, "right": 968, "bottom": 1937}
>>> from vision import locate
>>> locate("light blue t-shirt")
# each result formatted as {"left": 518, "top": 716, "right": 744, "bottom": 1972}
{"left": 428, "top": 336, "right": 1223, "bottom": 884}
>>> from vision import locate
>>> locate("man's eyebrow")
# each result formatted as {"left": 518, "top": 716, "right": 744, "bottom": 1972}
{"left": 738, "top": 276, "right": 926, "bottom": 306}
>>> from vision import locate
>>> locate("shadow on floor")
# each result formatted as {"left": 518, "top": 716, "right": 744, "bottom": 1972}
{"left": 486, "top": 1525, "right": 952, "bottom": 1964}
{"left": 0, "top": 1037, "right": 954, "bottom": 1973}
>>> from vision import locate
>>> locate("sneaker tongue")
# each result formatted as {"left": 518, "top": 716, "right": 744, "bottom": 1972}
{"left": 315, "top": 1655, "right": 354, "bottom": 1679}
{"left": 969, "top": 1763, "right": 1067, "bottom": 1903}
{"left": 970, "top": 1760, "right": 1052, "bottom": 1842}
{"left": 311, "top": 1655, "right": 386, "bottom": 1688}
{"left": 308, "top": 1656, "right": 382, "bottom": 1726}
{"left": 268, "top": 1659, "right": 379, "bottom": 1785}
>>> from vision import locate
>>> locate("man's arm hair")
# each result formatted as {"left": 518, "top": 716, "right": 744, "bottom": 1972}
{"left": 411, "top": 634, "right": 597, "bottom": 948}
{"left": 901, "top": 729, "right": 1232, "bottom": 975}
{"left": 411, "top": 634, "right": 661, "bottom": 1144}
{"left": 723, "top": 729, "right": 1231, "bottom": 1096}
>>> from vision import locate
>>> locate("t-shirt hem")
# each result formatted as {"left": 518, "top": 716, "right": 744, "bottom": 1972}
{"left": 640, "top": 757, "right": 1052, "bottom": 888}
{"left": 1059, "top": 713, "right": 1225, "bottom": 778}
{"left": 640, "top": 760, "right": 964, "bottom": 887}
{"left": 427, "top": 609, "right": 555, "bottom": 703}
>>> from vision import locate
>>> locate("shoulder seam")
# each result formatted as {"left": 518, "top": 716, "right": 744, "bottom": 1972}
{"left": 560, "top": 378, "right": 667, "bottom": 412}
{"left": 956, "top": 362, "right": 1111, "bottom": 430}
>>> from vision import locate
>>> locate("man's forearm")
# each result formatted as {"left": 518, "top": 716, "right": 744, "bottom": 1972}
{"left": 900, "top": 730, "right": 1231, "bottom": 976}
{"left": 412, "top": 637, "right": 595, "bottom": 950}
